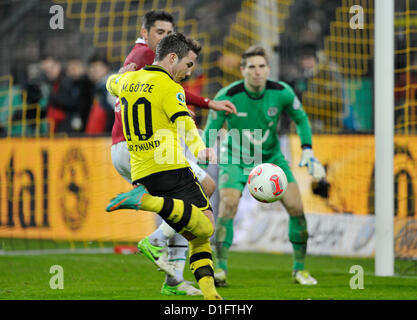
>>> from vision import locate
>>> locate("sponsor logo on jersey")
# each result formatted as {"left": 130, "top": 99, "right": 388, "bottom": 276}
{"left": 176, "top": 92, "right": 186, "bottom": 103}
{"left": 219, "top": 173, "right": 229, "bottom": 184}
{"left": 293, "top": 97, "right": 301, "bottom": 110}
{"left": 243, "top": 129, "right": 270, "bottom": 145}
{"left": 267, "top": 107, "right": 278, "bottom": 117}
{"left": 237, "top": 112, "right": 248, "bottom": 117}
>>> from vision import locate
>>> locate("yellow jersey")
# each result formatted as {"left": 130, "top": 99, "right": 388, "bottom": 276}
{"left": 106, "top": 65, "right": 206, "bottom": 182}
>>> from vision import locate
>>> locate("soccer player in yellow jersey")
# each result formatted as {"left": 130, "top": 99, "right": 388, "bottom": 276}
{"left": 105, "top": 33, "right": 221, "bottom": 300}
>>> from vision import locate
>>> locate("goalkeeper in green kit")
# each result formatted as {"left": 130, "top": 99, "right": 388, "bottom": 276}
{"left": 202, "top": 46, "right": 326, "bottom": 286}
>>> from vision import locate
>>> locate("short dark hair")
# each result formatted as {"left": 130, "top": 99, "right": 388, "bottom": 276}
{"left": 241, "top": 46, "right": 269, "bottom": 67}
{"left": 41, "top": 55, "right": 60, "bottom": 63}
{"left": 154, "top": 32, "right": 201, "bottom": 61}
{"left": 298, "top": 42, "right": 317, "bottom": 59}
{"left": 142, "top": 10, "right": 175, "bottom": 31}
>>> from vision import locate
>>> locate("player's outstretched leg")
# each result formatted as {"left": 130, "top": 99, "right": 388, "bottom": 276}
{"left": 288, "top": 215, "right": 317, "bottom": 285}
{"left": 160, "top": 233, "right": 202, "bottom": 296}
{"left": 106, "top": 185, "right": 214, "bottom": 238}
{"left": 107, "top": 185, "right": 221, "bottom": 299}
{"left": 106, "top": 184, "right": 150, "bottom": 211}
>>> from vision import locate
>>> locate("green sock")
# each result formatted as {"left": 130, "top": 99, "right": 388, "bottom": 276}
{"left": 215, "top": 217, "right": 234, "bottom": 272}
{"left": 288, "top": 216, "right": 308, "bottom": 272}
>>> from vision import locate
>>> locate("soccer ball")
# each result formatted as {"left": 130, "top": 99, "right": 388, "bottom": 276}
{"left": 247, "top": 163, "right": 288, "bottom": 203}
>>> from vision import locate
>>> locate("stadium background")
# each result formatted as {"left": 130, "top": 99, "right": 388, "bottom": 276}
{"left": 0, "top": 0, "right": 415, "bottom": 269}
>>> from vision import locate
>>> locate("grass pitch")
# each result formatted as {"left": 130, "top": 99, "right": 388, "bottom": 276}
{"left": 1, "top": 251, "right": 417, "bottom": 300}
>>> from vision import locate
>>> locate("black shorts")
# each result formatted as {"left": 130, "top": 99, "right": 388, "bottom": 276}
{"left": 134, "top": 167, "right": 212, "bottom": 211}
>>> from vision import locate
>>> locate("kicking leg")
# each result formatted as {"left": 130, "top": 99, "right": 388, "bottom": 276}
{"left": 106, "top": 186, "right": 221, "bottom": 299}
{"left": 146, "top": 165, "right": 215, "bottom": 245}
{"left": 160, "top": 171, "right": 215, "bottom": 296}
{"left": 107, "top": 185, "right": 214, "bottom": 238}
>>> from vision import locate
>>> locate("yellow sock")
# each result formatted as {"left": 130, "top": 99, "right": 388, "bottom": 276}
{"left": 180, "top": 203, "right": 213, "bottom": 238}
{"left": 141, "top": 195, "right": 213, "bottom": 238}
{"left": 198, "top": 276, "right": 221, "bottom": 300}
{"left": 189, "top": 237, "right": 221, "bottom": 300}
{"left": 141, "top": 194, "right": 164, "bottom": 212}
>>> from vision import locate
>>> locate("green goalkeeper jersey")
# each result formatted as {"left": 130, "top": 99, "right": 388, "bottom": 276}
{"left": 203, "top": 79, "right": 312, "bottom": 167}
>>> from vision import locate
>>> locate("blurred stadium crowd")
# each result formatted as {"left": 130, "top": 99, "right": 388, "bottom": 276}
{"left": 0, "top": 0, "right": 415, "bottom": 137}
{"left": 0, "top": 0, "right": 343, "bottom": 137}
{"left": 30, "top": 55, "right": 115, "bottom": 134}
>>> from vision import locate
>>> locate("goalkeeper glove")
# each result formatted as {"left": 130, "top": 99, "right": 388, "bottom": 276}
{"left": 298, "top": 146, "right": 326, "bottom": 180}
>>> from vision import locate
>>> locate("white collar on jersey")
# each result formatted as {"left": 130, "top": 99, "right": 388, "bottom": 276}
{"left": 135, "top": 37, "right": 146, "bottom": 44}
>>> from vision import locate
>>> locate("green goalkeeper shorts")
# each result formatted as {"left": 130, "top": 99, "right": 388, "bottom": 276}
{"left": 218, "top": 155, "right": 296, "bottom": 192}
